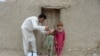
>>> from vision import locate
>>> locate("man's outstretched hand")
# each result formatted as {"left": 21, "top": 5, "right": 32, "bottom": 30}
{"left": 45, "top": 29, "right": 55, "bottom": 35}
{"left": 45, "top": 31, "right": 50, "bottom": 34}
{"left": 45, "top": 26, "right": 49, "bottom": 31}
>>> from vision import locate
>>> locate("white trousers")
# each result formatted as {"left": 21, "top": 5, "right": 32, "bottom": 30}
{"left": 22, "top": 28, "right": 37, "bottom": 55}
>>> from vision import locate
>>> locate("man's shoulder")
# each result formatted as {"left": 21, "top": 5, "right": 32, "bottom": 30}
{"left": 26, "top": 16, "right": 38, "bottom": 20}
{"left": 28, "top": 16, "right": 37, "bottom": 19}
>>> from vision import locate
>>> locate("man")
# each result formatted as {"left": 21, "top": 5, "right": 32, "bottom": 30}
{"left": 21, "top": 14, "right": 49, "bottom": 56}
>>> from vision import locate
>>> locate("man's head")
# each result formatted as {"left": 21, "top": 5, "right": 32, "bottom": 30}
{"left": 38, "top": 14, "right": 47, "bottom": 23}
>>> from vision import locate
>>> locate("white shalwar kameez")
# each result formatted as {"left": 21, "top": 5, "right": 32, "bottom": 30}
{"left": 21, "top": 16, "right": 46, "bottom": 56}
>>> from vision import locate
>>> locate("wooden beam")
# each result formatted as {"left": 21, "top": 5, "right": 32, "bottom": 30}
{"left": 42, "top": 6, "right": 66, "bottom": 9}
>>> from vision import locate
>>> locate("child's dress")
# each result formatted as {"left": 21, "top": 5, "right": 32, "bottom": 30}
{"left": 44, "top": 35, "right": 54, "bottom": 56}
{"left": 54, "top": 30, "right": 65, "bottom": 56}
{"left": 44, "top": 35, "right": 54, "bottom": 50}
{"left": 54, "top": 30, "right": 65, "bottom": 49}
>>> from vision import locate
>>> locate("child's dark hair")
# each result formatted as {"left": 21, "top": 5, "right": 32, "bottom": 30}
{"left": 57, "top": 22, "right": 63, "bottom": 27}
{"left": 38, "top": 14, "right": 47, "bottom": 19}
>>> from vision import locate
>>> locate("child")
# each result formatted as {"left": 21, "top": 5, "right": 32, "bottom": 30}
{"left": 44, "top": 29, "right": 55, "bottom": 56}
{"left": 54, "top": 22, "right": 65, "bottom": 56}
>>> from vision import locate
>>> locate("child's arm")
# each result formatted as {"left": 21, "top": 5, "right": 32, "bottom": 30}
{"left": 54, "top": 30, "right": 57, "bottom": 44}
{"left": 45, "top": 28, "right": 53, "bottom": 35}
{"left": 47, "top": 29, "right": 55, "bottom": 35}
{"left": 63, "top": 31, "right": 65, "bottom": 41}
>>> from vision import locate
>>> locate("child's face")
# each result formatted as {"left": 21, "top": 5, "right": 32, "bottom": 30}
{"left": 57, "top": 26, "right": 63, "bottom": 30}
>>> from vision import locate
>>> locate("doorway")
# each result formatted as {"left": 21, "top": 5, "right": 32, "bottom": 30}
{"left": 42, "top": 8, "right": 60, "bottom": 28}
{"left": 36, "top": 8, "right": 61, "bottom": 55}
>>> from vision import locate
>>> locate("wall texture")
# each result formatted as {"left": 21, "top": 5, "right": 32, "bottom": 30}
{"left": 0, "top": 0, "right": 100, "bottom": 56}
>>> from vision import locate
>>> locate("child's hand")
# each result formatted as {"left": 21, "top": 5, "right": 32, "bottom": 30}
{"left": 45, "top": 29, "right": 55, "bottom": 35}
{"left": 50, "top": 29, "right": 54, "bottom": 32}
{"left": 49, "top": 29, "right": 54, "bottom": 34}
{"left": 45, "top": 31, "right": 50, "bottom": 34}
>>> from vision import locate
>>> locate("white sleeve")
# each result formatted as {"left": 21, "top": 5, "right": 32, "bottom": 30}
{"left": 39, "top": 30, "right": 46, "bottom": 34}
{"left": 31, "top": 18, "right": 46, "bottom": 33}
{"left": 38, "top": 23, "right": 46, "bottom": 34}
